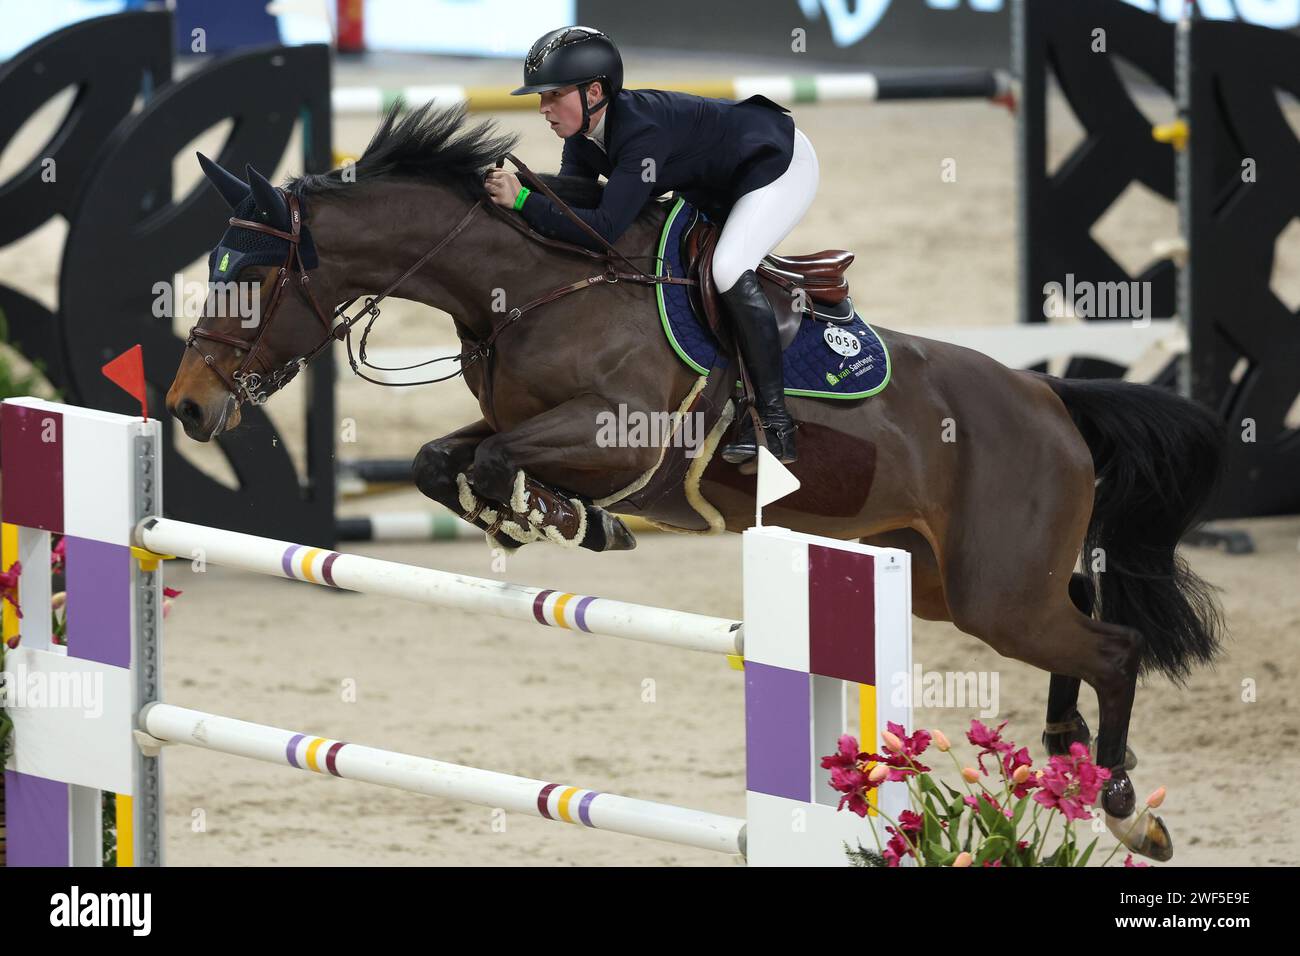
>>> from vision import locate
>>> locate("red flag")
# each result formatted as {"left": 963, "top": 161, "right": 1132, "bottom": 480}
{"left": 102, "top": 345, "right": 148, "bottom": 420}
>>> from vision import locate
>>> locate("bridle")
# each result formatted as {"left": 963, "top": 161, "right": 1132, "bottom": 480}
{"left": 185, "top": 189, "right": 485, "bottom": 407}
{"left": 184, "top": 154, "right": 696, "bottom": 409}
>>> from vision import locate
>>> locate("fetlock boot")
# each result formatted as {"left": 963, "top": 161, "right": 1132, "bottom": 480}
{"left": 719, "top": 269, "right": 798, "bottom": 464}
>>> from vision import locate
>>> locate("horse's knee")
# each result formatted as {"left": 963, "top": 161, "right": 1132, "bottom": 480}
{"left": 413, "top": 439, "right": 471, "bottom": 502}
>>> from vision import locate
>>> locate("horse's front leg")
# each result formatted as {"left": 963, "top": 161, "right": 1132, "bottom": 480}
{"left": 410, "top": 418, "right": 527, "bottom": 549}
{"left": 467, "top": 395, "right": 662, "bottom": 552}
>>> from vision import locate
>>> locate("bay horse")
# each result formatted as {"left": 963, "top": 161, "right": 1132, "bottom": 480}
{"left": 167, "top": 103, "right": 1225, "bottom": 862}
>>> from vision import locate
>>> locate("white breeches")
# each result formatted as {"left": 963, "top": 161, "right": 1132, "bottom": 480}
{"left": 711, "top": 127, "right": 821, "bottom": 293}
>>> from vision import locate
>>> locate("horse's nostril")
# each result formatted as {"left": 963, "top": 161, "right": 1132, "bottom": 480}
{"left": 176, "top": 398, "right": 202, "bottom": 426}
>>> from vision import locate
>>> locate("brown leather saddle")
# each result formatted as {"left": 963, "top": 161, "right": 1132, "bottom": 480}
{"left": 680, "top": 208, "right": 856, "bottom": 351}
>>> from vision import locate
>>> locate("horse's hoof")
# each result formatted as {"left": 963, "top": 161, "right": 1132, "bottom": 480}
{"left": 600, "top": 512, "right": 637, "bottom": 551}
{"left": 1106, "top": 810, "right": 1174, "bottom": 863}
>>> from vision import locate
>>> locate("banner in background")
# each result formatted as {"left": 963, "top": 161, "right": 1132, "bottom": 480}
{"left": 3, "top": 0, "right": 1298, "bottom": 62}
{"left": 575, "top": 0, "right": 1300, "bottom": 68}
{"left": 361, "top": 0, "right": 574, "bottom": 55}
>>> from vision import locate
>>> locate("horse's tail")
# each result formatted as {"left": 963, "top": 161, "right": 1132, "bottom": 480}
{"left": 1041, "top": 375, "right": 1226, "bottom": 683}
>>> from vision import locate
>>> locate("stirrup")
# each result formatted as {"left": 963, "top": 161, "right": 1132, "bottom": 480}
{"left": 722, "top": 417, "right": 797, "bottom": 465}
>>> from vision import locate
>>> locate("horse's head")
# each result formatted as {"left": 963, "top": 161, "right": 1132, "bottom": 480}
{"left": 167, "top": 154, "right": 336, "bottom": 441}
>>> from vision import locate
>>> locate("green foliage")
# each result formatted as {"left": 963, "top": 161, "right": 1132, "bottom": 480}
{"left": 0, "top": 307, "right": 60, "bottom": 401}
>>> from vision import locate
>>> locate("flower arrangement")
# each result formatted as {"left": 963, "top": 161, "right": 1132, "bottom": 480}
{"left": 823, "top": 720, "right": 1164, "bottom": 867}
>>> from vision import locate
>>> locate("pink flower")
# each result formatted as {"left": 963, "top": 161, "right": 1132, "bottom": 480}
{"left": 884, "top": 721, "right": 932, "bottom": 760}
{"left": 1032, "top": 742, "right": 1111, "bottom": 821}
{"left": 882, "top": 809, "right": 926, "bottom": 867}
{"left": 967, "top": 719, "right": 1013, "bottom": 774}
{"left": 856, "top": 723, "right": 932, "bottom": 783}
{"left": 1123, "top": 854, "right": 1150, "bottom": 868}
{"left": 1, "top": 560, "right": 23, "bottom": 619}
{"left": 1003, "top": 747, "right": 1039, "bottom": 797}
{"left": 822, "top": 735, "right": 880, "bottom": 817}
{"left": 50, "top": 535, "right": 66, "bottom": 572}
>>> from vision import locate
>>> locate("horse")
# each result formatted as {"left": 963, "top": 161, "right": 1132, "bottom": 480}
{"left": 167, "top": 102, "right": 1225, "bottom": 861}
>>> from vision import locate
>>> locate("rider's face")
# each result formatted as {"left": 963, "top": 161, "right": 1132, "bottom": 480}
{"left": 538, "top": 82, "right": 604, "bottom": 139}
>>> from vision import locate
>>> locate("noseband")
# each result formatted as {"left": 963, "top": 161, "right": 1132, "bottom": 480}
{"left": 185, "top": 189, "right": 484, "bottom": 406}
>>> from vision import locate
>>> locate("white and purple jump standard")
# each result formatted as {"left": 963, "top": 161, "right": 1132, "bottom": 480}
{"left": 1, "top": 397, "right": 911, "bottom": 867}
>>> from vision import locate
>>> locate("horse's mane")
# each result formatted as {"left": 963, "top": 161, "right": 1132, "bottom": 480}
{"left": 286, "top": 100, "right": 667, "bottom": 225}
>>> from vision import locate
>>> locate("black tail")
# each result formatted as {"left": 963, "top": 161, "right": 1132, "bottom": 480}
{"left": 1043, "top": 376, "right": 1227, "bottom": 683}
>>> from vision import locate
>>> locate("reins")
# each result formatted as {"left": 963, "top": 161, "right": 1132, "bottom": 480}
{"left": 185, "top": 154, "right": 699, "bottom": 406}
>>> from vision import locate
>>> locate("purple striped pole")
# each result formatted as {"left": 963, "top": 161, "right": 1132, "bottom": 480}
{"left": 141, "top": 703, "right": 745, "bottom": 855}
{"left": 136, "top": 517, "right": 741, "bottom": 656}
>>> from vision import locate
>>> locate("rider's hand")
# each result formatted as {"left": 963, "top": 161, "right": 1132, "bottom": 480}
{"left": 484, "top": 169, "right": 524, "bottom": 208}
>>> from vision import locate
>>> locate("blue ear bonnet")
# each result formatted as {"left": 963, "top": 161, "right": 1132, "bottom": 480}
{"left": 207, "top": 194, "right": 319, "bottom": 282}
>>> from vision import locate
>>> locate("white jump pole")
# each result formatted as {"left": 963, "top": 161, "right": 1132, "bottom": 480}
{"left": 139, "top": 703, "right": 745, "bottom": 855}
{"left": 135, "top": 516, "right": 742, "bottom": 658}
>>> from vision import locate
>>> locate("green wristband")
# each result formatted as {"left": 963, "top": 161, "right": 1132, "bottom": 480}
{"left": 513, "top": 186, "right": 531, "bottom": 210}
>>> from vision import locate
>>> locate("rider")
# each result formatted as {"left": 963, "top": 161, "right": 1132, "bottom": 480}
{"left": 485, "top": 25, "right": 819, "bottom": 464}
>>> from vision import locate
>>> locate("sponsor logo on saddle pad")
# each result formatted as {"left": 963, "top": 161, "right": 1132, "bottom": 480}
{"left": 825, "top": 354, "right": 877, "bottom": 386}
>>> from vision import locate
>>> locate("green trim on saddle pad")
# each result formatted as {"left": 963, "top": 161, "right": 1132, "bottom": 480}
{"left": 654, "top": 197, "right": 892, "bottom": 400}
{"left": 656, "top": 198, "right": 711, "bottom": 375}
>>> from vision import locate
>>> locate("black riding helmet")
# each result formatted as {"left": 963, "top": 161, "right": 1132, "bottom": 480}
{"left": 511, "top": 26, "right": 623, "bottom": 135}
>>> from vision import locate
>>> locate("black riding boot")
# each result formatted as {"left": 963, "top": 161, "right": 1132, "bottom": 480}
{"left": 719, "top": 269, "right": 797, "bottom": 464}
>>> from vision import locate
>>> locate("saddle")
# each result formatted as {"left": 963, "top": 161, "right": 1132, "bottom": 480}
{"left": 681, "top": 210, "right": 856, "bottom": 351}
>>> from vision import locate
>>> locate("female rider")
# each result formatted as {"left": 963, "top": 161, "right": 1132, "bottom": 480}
{"left": 484, "top": 25, "right": 819, "bottom": 464}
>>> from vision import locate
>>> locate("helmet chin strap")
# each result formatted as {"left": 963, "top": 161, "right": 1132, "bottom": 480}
{"left": 576, "top": 81, "right": 609, "bottom": 135}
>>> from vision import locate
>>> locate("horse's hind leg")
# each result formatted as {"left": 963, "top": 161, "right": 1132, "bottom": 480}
{"left": 1044, "top": 574, "right": 1139, "bottom": 772}
{"left": 1043, "top": 575, "right": 1093, "bottom": 755}
{"left": 936, "top": 438, "right": 1170, "bottom": 859}
{"left": 946, "top": 552, "right": 1171, "bottom": 859}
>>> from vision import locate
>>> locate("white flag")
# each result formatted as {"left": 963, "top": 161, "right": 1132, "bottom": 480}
{"left": 755, "top": 446, "right": 801, "bottom": 524}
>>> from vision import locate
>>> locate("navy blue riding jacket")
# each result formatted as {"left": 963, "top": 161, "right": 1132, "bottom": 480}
{"left": 517, "top": 88, "right": 795, "bottom": 251}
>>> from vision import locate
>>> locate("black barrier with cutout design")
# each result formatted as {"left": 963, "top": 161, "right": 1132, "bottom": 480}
{"left": 1016, "top": 0, "right": 1178, "bottom": 380}
{"left": 56, "top": 42, "right": 337, "bottom": 546}
{"left": 0, "top": 11, "right": 173, "bottom": 396}
{"left": 1184, "top": 16, "right": 1300, "bottom": 519}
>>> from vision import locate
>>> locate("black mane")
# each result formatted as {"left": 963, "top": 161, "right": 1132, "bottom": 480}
{"left": 286, "top": 100, "right": 666, "bottom": 221}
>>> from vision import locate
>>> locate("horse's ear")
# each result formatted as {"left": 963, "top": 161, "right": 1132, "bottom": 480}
{"left": 196, "top": 152, "right": 248, "bottom": 209}
{"left": 246, "top": 163, "right": 289, "bottom": 229}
